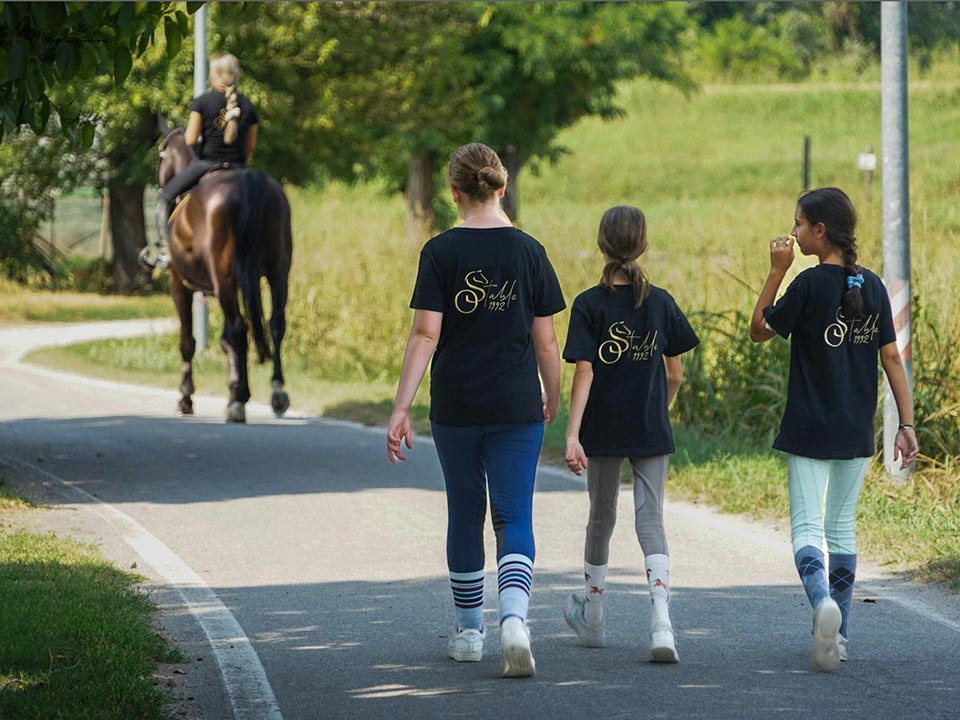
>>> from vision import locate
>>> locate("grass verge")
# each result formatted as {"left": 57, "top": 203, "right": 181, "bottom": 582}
{"left": 0, "top": 479, "right": 179, "bottom": 720}
{"left": 0, "top": 281, "right": 169, "bottom": 323}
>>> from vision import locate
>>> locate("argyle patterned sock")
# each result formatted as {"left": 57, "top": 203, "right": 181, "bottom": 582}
{"left": 794, "top": 546, "right": 829, "bottom": 610}
{"left": 829, "top": 554, "right": 857, "bottom": 638}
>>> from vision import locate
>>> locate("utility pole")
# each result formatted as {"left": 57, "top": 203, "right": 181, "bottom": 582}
{"left": 192, "top": 5, "right": 209, "bottom": 351}
{"left": 881, "top": 1, "right": 913, "bottom": 483}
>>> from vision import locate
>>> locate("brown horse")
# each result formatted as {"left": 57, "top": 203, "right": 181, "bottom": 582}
{"left": 157, "top": 127, "right": 292, "bottom": 422}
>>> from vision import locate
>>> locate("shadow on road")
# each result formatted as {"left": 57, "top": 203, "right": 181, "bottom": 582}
{"left": 0, "top": 414, "right": 581, "bottom": 505}
{"left": 156, "top": 574, "right": 960, "bottom": 720}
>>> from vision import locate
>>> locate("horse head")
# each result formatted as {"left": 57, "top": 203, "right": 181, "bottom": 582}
{"left": 157, "top": 128, "right": 192, "bottom": 187}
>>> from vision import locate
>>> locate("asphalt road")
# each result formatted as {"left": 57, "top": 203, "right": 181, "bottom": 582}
{"left": 1, "top": 321, "right": 958, "bottom": 720}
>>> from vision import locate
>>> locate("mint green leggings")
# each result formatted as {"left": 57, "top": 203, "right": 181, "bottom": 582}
{"left": 787, "top": 455, "right": 871, "bottom": 556}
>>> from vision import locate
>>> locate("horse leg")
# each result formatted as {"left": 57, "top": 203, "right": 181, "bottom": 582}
{"left": 268, "top": 271, "right": 290, "bottom": 416}
{"left": 170, "top": 269, "right": 196, "bottom": 415}
{"left": 217, "top": 285, "right": 250, "bottom": 423}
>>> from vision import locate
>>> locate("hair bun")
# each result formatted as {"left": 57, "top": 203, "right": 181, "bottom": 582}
{"left": 477, "top": 166, "right": 506, "bottom": 191}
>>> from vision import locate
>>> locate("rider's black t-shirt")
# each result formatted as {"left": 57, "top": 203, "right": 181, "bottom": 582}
{"left": 563, "top": 284, "right": 699, "bottom": 457}
{"left": 763, "top": 264, "right": 896, "bottom": 459}
{"left": 410, "top": 226, "right": 566, "bottom": 427}
{"left": 190, "top": 90, "right": 259, "bottom": 164}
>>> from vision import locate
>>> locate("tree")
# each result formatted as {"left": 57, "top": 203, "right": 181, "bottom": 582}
{"left": 1, "top": 2, "right": 199, "bottom": 292}
{"left": 470, "top": 3, "right": 694, "bottom": 221}
{"left": 0, "top": 116, "right": 94, "bottom": 281}
{"left": 213, "top": 2, "right": 485, "bottom": 234}
{"left": 0, "top": 2, "right": 195, "bottom": 145}
{"left": 72, "top": 24, "right": 194, "bottom": 293}
{"left": 201, "top": 4, "right": 696, "bottom": 231}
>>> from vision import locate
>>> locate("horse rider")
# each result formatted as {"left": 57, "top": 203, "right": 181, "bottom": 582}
{"left": 140, "top": 52, "right": 260, "bottom": 270}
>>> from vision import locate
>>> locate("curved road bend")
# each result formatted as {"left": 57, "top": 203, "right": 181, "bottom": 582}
{"left": 1, "top": 321, "right": 958, "bottom": 719}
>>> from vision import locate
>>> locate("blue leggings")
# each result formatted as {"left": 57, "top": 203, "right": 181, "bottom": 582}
{"left": 431, "top": 422, "right": 544, "bottom": 572}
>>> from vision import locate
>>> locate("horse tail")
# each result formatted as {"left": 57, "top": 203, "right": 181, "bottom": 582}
{"left": 235, "top": 169, "right": 271, "bottom": 363}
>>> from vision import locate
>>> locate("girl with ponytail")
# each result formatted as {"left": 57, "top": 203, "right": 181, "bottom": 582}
{"left": 562, "top": 205, "right": 699, "bottom": 663}
{"left": 141, "top": 52, "right": 260, "bottom": 269}
{"left": 750, "top": 187, "right": 918, "bottom": 672}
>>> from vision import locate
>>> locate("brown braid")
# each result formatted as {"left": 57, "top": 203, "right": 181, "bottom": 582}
{"left": 797, "top": 187, "right": 864, "bottom": 319}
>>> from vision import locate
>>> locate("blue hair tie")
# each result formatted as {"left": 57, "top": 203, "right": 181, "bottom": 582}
{"left": 846, "top": 273, "right": 864, "bottom": 290}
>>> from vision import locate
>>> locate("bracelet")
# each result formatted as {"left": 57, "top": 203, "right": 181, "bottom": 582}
{"left": 898, "top": 423, "right": 914, "bottom": 430}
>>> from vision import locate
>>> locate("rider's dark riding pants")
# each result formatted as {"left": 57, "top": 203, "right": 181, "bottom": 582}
{"left": 158, "top": 158, "right": 220, "bottom": 206}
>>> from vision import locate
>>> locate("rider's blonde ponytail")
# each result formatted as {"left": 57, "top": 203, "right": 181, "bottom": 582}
{"left": 209, "top": 53, "right": 241, "bottom": 145}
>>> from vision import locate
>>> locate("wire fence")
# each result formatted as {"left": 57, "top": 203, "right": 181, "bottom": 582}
{"left": 38, "top": 187, "right": 159, "bottom": 259}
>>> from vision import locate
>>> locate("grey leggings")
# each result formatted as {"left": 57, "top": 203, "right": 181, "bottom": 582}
{"left": 584, "top": 455, "right": 669, "bottom": 565}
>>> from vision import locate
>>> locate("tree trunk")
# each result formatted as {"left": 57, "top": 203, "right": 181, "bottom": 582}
{"left": 405, "top": 151, "right": 436, "bottom": 241}
{"left": 109, "top": 181, "right": 147, "bottom": 294}
{"left": 499, "top": 144, "right": 522, "bottom": 224}
{"left": 106, "top": 106, "right": 157, "bottom": 294}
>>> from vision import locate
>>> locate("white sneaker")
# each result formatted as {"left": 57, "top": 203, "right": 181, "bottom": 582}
{"left": 811, "top": 598, "right": 842, "bottom": 671}
{"left": 562, "top": 593, "right": 606, "bottom": 648}
{"left": 500, "top": 616, "right": 535, "bottom": 678}
{"left": 838, "top": 634, "right": 848, "bottom": 662}
{"left": 650, "top": 620, "right": 679, "bottom": 663}
{"left": 447, "top": 627, "right": 484, "bottom": 662}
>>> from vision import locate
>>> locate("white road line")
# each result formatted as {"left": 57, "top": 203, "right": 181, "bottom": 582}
{"left": 1, "top": 457, "right": 284, "bottom": 720}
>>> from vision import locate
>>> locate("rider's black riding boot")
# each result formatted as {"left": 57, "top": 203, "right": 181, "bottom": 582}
{"left": 140, "top": 198, "right": 172, "bottom": 270}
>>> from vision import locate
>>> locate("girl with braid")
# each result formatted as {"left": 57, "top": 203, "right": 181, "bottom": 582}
{"left": 562, "top": 206, "right": 699, "bottom": 662}
{"left": 141, "top": 53, "right": 259, "bottom": 269}
{"left": 750, "top": 187, "right": 918, "bottom": 671}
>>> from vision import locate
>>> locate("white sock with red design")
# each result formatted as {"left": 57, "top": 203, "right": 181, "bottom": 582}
{"left": 645, "top": 554, "right": 672, "bottom": 628}
{"left": 583, "top": 562, "right": 607, "bottom": 625}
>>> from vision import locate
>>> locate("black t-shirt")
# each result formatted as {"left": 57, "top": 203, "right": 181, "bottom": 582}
{"left": 763, "top": 264, "right": 896, "bottom": 459}
{"left": 563, "top": 284, "right": 699, "bottom": 457}
{"left": 410, "top": 226, "right": 566, "bottom": 426}
{"left": 189, "top": 90, "right": 259, "bottom": 164}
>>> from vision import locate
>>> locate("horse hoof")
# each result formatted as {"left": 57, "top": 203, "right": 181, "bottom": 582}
{"left": 179, "top": 398, "right": 194, "bottom": 415}
{"left": 226, "top": 401, "right": 246, "bottom": 423}
{"left": 271, "top": 390, "right": 290, "bottom": 417}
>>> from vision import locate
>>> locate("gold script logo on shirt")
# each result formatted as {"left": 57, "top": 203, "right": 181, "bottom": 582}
{"left": 823, "top": 308, "right": 881, "bottom": 348}
{"left": 598, "top": 321, "right": 658, "bottom": 364}
{"left": 455, "top": 270, "right": 519, "bottom": 314}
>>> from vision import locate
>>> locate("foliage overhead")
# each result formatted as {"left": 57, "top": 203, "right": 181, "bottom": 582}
{"left": 0, "top": 1, "right": 198, "bottom": 145}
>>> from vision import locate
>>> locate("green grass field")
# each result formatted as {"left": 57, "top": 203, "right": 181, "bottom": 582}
{"left": 21, "top": 77, "right": 960, "bottom": 587}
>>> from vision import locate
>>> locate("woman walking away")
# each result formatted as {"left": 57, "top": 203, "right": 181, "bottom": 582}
{"left": 387, "top": 143, "right": 565, "bottom": 678}
{"left": 141, "top": 52, "right": 259, "bottom": 269}
{"left": 562, "top": 205, "right": 699, "bottom": 663}
{"left": 749, "top": 187, "right": 918, "bottom": 672}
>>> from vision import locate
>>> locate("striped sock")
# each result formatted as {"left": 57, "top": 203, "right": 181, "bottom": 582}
{"left": 450, "top": 569, "right": 484, "bottom": 632}
{"left": 829, "top": 554, "right": 857, "bottom": 638}
{"left": 794, "top": 546, "right": 829, "bottom": 610}
{"left": 497, "top": 553, "right": 533, "bottom": 624}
